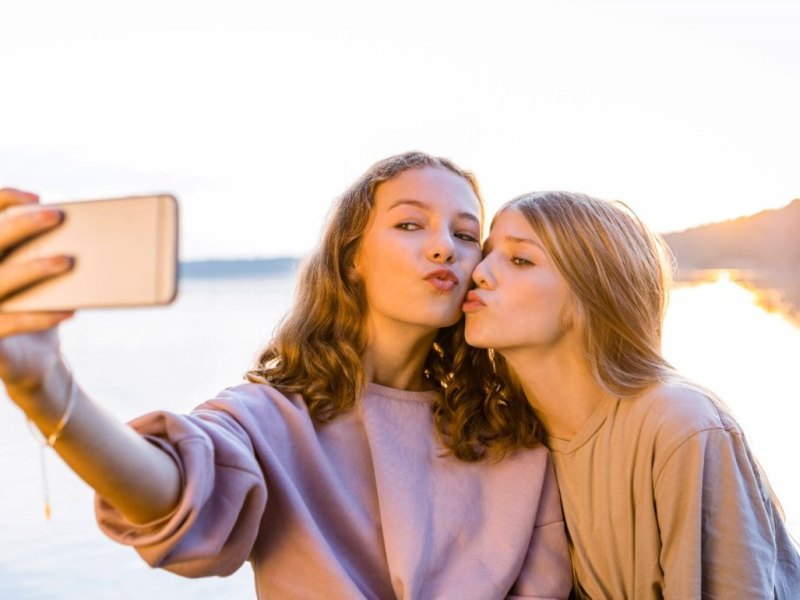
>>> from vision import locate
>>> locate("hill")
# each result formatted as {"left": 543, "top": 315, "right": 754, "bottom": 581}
{"left": 662, "top": 199, "right": 800, "bottom": 273}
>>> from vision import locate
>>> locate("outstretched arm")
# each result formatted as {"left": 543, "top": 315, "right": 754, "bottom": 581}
{"left": 0, "top": 187, "right": 181, "bottom": 524}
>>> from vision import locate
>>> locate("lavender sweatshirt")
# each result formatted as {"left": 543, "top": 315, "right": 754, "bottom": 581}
{"left": 96, "top": 383, "right": 571, "bottom": 599}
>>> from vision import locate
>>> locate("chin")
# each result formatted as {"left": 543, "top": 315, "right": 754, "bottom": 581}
{"left": 406, "top": 310, "right": 461, "bottom": 330}
{"left": 464, "top": 327, "right": 490, "bottom": 349}
{"left": 428, "top": 306, "right": 465, "bottom": 329}
{"left": 435, "top": 314, "right": 463, "bottom": 329}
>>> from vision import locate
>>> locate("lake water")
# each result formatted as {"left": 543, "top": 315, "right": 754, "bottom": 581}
{"left": 1, "top": 272, "right": 798, "bottom": 599}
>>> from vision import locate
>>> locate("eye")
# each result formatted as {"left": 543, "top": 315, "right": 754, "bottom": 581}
{"left": 455, "top": 232, "right": 480, "bottom": 244}
{"left": 396, "top": 222, "right": 421, "bottom": 231}
{"left": 511, "top": 257, "right": 534, "bottom": 266}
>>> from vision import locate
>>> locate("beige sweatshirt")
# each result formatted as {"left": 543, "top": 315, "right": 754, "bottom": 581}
{"left": 547, "top": 385, "right": 800, "bottom": 599}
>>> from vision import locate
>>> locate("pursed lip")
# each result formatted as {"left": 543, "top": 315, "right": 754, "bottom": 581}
{"left": 462, "top": 289, "right": 486, "bottom": 312}
{"left": 424, "top": 268, "right": 460, "bottom": 292}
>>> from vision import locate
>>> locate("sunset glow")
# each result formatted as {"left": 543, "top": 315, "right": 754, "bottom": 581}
{"left": 2, "top": 0, "right": 798, "bottom": 259}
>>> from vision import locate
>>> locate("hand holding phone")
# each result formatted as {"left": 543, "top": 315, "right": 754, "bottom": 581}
{"left": 0, "top": 194, "right": 179, "bottom": 311}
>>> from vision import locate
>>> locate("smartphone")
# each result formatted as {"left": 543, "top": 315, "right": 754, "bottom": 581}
{"left": 0, "top": 194, "right": 179, "bottom": 311}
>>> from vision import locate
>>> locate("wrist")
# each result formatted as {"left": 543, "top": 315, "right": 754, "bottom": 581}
{"left": 10, "top": 356, "right": 73, "bottom": 429}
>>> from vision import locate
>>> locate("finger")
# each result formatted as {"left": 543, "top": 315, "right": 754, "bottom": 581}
{"left": 0, "top": 311, "right": 74, "bottom": 337}
{"left": 0, "top": 255, "right": 74, "bottom": 299}
{"left": 0, "top": 208, "right": 64, "bottom": 251}
{"left": 0, "top": 188, "right": 39, "bottom": 211}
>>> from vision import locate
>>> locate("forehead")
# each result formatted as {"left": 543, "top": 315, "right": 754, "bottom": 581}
{"left": 374, "top": 166, "right": 481, "bottom": 218}
{"left": 488, "top": 208, "right": 540, "bottom": 242}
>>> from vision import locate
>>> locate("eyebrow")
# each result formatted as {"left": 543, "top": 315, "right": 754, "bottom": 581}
{"left": 388, "top": 199, "right": 480, "bottom": 226}
{"left": 507, "top": 235, "right": 545, "bottom": 250}
{"left": 484, "top": 235, "right": 545, "bottom": 253}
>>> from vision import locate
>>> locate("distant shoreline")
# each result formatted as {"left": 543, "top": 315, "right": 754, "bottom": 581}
{"left": 179, "top": 257, "right": 300, "bottom": 279}
{"left": 181, "top": 260, "right": 795, "bottom": 282}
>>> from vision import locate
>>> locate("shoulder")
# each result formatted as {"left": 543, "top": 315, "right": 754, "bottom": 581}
{"left": 499, "top": 442, "right": 552, "bottom": 468}
{"left": 193, "top": 383, "right": 316, "bottom": 435}
{"left": 210, "top": 382, "right": 310, "bottom": 412}
{"left": 627, "top": 383, "right": 750, "bottom": 480}
{"left": 629, "top": 382, "right": 739, "bottom": 440}
{"left": 619, "top": 383, "right": 743, "bottom": 466}
{"left": 485, "top": 443, "right": 554, "bottom": 491}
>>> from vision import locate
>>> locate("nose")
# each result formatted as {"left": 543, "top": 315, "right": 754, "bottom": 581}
{"left": 472, "top": 256, "right": 495, "bottom": 289}
{"left": 427, "top": 230, "right": 456, "bottom": 264}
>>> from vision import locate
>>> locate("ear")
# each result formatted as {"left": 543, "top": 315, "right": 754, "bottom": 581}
{"left": 560, "top": 291, "right": 583, "bottom": 333}
{"left": 347, "top": 247, "right": 363, "bottom": 284}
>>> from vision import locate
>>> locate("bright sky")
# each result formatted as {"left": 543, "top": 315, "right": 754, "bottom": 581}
{"left": 2, "top": 0, "right": 798, "bottom": 259}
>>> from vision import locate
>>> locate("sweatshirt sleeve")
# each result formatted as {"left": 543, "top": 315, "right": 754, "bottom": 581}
{"left": 95, "top": 404, "right": 268, "bottom": 578}
{"left": 653, "top": 426, "right": 778, "bottom": 599}
{"left": 507, "top": 454, "right": 573, "bottom": 600}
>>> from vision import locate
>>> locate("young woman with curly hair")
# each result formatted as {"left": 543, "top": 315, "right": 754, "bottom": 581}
{"left": 0, "top": 154, "right": 571, "bottom": 599}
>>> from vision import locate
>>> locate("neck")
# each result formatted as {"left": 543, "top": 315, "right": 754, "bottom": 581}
{"left": 502, "top": 340, "right": 612, "bottom": 440}
{"left": 362, "top": 317, "right": 438, "bottom": 391}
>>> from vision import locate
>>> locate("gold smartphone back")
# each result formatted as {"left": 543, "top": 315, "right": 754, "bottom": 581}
{"left": 0, "top": 194, "right": 179, "bottom": 311}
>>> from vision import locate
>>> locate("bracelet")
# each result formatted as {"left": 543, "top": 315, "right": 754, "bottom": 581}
{"left": 44, "top": 378, "right": 77, "bottom": 446}
{"left": 26, "top": 366, "right": 77, "bottom": 520}
{"left": 27, "top": 368, "right": 77, "bottom": 448}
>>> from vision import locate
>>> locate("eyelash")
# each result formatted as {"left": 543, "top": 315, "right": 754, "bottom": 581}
{"left": 396, "top": 223, "right": 480, "bottom": 244}
{"left": 455, "top": 232, "right": 480, "bottom": 244}
{"left": 511, "top": 257, "right": 534, "bottom": 266}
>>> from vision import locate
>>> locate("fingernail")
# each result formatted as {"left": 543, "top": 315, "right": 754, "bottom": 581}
{"left": 36, "top": 209, "right": 64, "bottom": 225}
{"left": 49, "top": 255, "right": 74, "bottom": 270}
{"left": 6, "top": 189, "right": 40, "bottom": 202}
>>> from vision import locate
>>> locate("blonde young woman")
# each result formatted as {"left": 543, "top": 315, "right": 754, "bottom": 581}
{"left": 0, "top": 154, "right": 571, "bottom": 599}
{"left": 463, "top": 191, "right": 800, "bottom": 598}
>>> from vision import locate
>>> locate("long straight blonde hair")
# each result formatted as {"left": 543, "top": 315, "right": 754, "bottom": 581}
{"left": 500, "top": 191, "right": 678, "bottom": 396}
{"left": 501, "top": 190, "right": 788, "bottom": 516}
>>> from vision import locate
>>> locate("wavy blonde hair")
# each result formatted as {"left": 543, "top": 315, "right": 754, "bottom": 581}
{"left": 500, "top": 191, "right": 678, "bottom": 396}
{"left": 247, "top": 151, "right": 542, "bottom": 461}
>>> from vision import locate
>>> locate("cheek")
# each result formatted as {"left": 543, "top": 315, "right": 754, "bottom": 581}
{"left": 355, "top": 236, "right": 401, "bottom": 286}
{"left": 462, "top": 246, "right": 483, "bottom": 272}
{"left": 509, "top": 281, "right": 568, "bottom": 330}
{"left": 368, "top": 234, "right": 409, "bottom": 268}
{"left": 360, "top": 261, "right": 398, "bottom": 301}
{"left": 358, "top": 249, "right": 416, "bottom": 312}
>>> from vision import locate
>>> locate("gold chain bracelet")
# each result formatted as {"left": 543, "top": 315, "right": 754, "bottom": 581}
{"left": 26, "top": 367, "right": 77, "bottom": 520}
